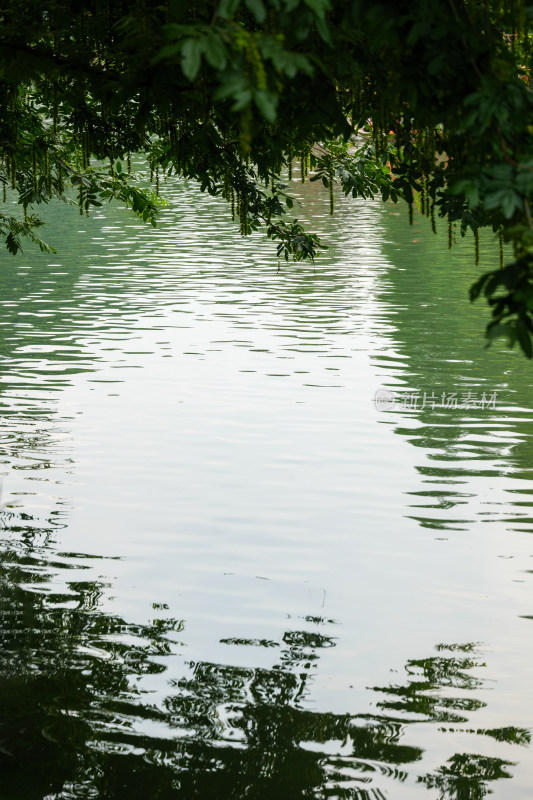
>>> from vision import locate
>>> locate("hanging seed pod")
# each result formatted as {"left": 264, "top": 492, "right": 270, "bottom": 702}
{"left": 408, "top": 202, "right": 413, "bottom": 226}
{"left": 379, "top": 100, "right": 386, "bottom": 152}
{"left": 371, "top": 117, "right": 377, "bottom": 149}
{"left": 84, "top": 130, "right": 91, "bottom": 169}
{"left": 431, "top": 202, "right": 436, "bottom": 234}
{"left": 32, "top": 141, "right": 38, "bottom": 193}
{"left": 155, "top": 166, "right": 160, "bottom": 195}
{"left": 241, "top": 193, "right": 249, "bottom": 235}
{"left": 2, "top": 179, "right": 6, "bottom": 203}
{"left": 52, "top": 82, "right": 59, "bottom": 135}
{"left": 169, "top": 127, "right": 176, "bottom": 164}
{"left": 10, "top": 155, "right": 16, "bottom": 190}
{"left": 448, "top": 217, "right": 453, "bottom": 249}
{"left": 515, "top": 0, "right": 522, "bottom": 44}
{"left": 231, "top": 189, "right": 235, "bottom": 221}
{"left": 425, "top": 129, "right": 433, "bottom": 164}
{"left": 127, "top": 154, "right": 131, "bottom": 174}
{"left": 45, "top": 147, "right": 52, "bottom": 195}
{"left": 352, "top": 85, "right": 361, "bottom": 128}
{"left": 428, "top": 130, "right": 434, "bottom": 164}
{"left": 223, "top": 167, "right": 229, "bottom": 200}
{"left": 474, "top": 228, "right": 480, "bottom": 265}
{"left": 329, "top": 167, "right": 334, "bottom": 215}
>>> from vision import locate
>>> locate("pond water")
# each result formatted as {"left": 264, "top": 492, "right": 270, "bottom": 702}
{"left": 1, "top": 174, "right": 533, "bottom": 799}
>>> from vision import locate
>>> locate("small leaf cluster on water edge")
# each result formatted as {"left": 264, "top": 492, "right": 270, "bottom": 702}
{"left": 3, "top": 1, "right": 533, "bottom": 354}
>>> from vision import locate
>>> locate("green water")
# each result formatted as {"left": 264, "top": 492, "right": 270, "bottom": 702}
{"left": 0, "top": 177, "right": 532, "bottom": 799}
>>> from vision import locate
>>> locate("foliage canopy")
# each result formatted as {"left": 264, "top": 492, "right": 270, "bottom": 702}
{"left": 2, "top": 0, "right": 533, "bottom": 353}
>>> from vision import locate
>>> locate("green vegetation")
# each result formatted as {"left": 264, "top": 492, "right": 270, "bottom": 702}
{"left": 2, "top": 1, "right": 533, "bottom": 353}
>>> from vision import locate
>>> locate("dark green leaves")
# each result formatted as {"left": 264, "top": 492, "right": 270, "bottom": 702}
{"left": 516, "top": 316, "right": 533, "bottom": 357}
{"left": 0, "top": 212, "right": 56, "bottom": 255}
{"left": 3, "top": 0, "right": 533, "bottom": 358}
{"left": 311, "top": 141, "right": 399, "bottom": 205}
{"left": 470, "top": 258, "right": 533, "bottom": 357}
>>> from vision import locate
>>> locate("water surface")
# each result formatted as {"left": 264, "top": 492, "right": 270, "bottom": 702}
{"left": 1, "top": 175, "right": 532, "bottom": 799}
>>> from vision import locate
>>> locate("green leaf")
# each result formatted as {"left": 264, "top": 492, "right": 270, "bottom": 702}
{"left": 245, "top": 0, "right": 266, "bottom": 22}
{"left": 516, "top": 317, "right": 533, "bottom": 358}
{"left": 218, "top": 0, "right": 241, "bottom": 17}
{"left": 231, "top": 88, "right": 253, "bottom": 111}
{"left": 484, "top": 272, "right": 505, "bottom": 297}
{"left": 213, "top": 72, "right": 249, "bottom": 100}
{"left": 253, "top": 89, "right": 277, "bottom": 123}
{"left": 470, "top": 272, "right": 491, "bottom": 302}
{"left": 501, "top": 189, "right": 521, "bottom": 219}
{"left": 151, "top": 43, "right": 181, "bottom": 64}
{"left": 406, "top": 21, "right": 425, "bottom": 47}
{"left": 485, "top": 163, "right": 514, "bottom": 181}
{"left": 5, "top": 232, "right": 20, "bottom": 255}
{"left": 486, "top": 321, "right": 510, "bottom": 346}
{"left": 181, "top": 38, "right": 203, "bottom": 81}
{"left": 203, "top": 35, "right": 227, "bottom": 70}
{"left": 303, "top": 0, "right": 331, "bottom": 15}
{"left": 465, "top": 184, "right": 480, "bottom": 207}
{"left": 484, "top": 189, "right": 508, "bottom": 210}
{"left": 315, "top": 14, "right": 332, "bottom": 44}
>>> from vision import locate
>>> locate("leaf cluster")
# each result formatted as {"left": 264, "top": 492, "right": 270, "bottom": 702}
{"left": 3, "top": 1, "right": 533, "bottom": 353}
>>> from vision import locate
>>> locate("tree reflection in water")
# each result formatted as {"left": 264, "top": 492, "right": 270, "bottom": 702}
{"left": 0, "top": 516, "right": 527, "bottom": 799}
